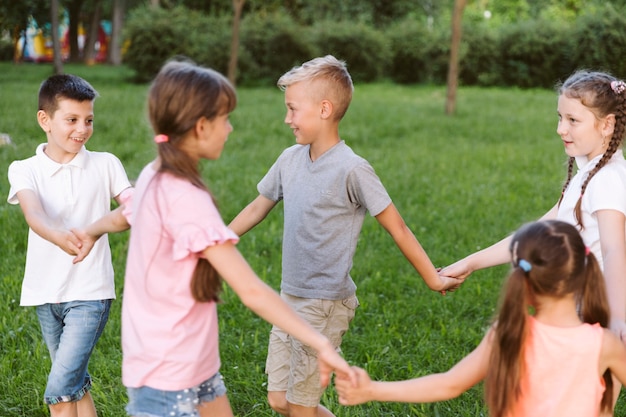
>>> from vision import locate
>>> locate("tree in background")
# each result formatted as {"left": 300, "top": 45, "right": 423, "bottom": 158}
{"left": 108, "top": 0, "right": 126, "bottom": 65}
{"left": 446, "top": 0, "right": 466, "bottom": 115}
{"left": 227, "top": 0, "right": 245, "bottom": 85}
{"left": 51, "top": 0, "right": 63, "bottom": 73}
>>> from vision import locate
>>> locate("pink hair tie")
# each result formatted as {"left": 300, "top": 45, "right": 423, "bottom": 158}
{"left": 154, "top": 134, "right": 169, "bottom": 143}
{"left": 585, "top": 246, "right": 591, "bottom": 256}
{"left": 611, "top": 80, "right": 626, "bottom": 95}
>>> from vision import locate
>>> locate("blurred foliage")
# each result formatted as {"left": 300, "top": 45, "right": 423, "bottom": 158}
{"left": 3, "top": 0, "right": 626, "bottom": 87}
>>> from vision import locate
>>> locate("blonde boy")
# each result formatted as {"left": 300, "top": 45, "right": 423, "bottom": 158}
{"left": 229, "top": 55, "right": 459, "bottom": 417}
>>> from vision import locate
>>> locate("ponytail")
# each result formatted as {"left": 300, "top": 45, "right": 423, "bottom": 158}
{"left": 485, "top": 268, "right": 530, "bottom": 417}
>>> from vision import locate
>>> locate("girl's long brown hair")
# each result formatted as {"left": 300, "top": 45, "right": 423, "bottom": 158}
{"left": 484, "top": 220, "right": 612, "bottom": 416}
{"left": 148, "top": 59, "right": 237, "bottom": 302}
{"left": 556, "top": 70, "right": 626, "bottom": 229}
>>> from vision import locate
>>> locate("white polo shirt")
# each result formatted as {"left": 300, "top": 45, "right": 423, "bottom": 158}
{"left": 7, "top": 143, "right": 131, "bottom": 306}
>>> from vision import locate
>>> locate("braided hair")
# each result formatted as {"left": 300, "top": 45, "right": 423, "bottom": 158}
{"left": 556, "top": 70, "right": 626, "bottom": 228}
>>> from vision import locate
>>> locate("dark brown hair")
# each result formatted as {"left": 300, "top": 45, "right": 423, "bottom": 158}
{"left": 38, "top": 74, "right": 98, "bottom": 115}
{"left": 148, "top": 59, "right": 237, "bottom": 302}
{"left": 556, "top": 70, "right": 626, "bottom": 228}
{"left": 485, "top": 220, "right": 611, "bottom": 416}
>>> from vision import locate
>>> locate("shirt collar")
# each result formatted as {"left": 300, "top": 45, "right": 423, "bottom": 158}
{"left": 575, "top": 150, "right": 623, "bottom": 172}
{"left": 35, "top": 143, "right": 88, "bottom": 176}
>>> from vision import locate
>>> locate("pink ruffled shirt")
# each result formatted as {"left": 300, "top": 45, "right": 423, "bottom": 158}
{"left": 510, "top": 317, "right": 605, "bottom": 417}
{"left": 120, "top": 163, "right": 238, "bottom": 390}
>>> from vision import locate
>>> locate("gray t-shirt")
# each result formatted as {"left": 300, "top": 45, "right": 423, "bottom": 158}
{"left": 258, "top": 141, "right": 392, "bottom": 300}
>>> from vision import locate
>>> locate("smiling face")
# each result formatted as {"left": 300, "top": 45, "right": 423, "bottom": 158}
{"left": 556, "top": 95, "right": 610, "bottom": 160}
{"left": 283, "top": 81, "right": 323, "bottom": 145}
{"left": 38, "top": 98, "right": 94, "bottom": 164}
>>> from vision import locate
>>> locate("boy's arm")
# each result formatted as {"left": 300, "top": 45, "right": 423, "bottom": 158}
{"left": 15, "top": 189, "right": 83, "bottom": 256}
{"left": 72, "top": 205, "right": 130, "bottom": 263}
{"left": 375, "top": 203, "right": 461, "bottom": 292}
{"left": 229, "top": 194, "right": 277, "bottom": 236}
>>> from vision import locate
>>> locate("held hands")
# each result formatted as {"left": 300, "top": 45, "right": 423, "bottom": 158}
{"left": 69, "top": 228, "right": 99, "bottom": 264}
{"left": 55, "top": 229, "right": 85, "bottom": 258}
{"left": 335, "top": 366, "right": 374, "bottom": 406}
{"left": 435, "top": 273, "right": 464, "bottom": 294}
{"left": 316, "top": 341, "right": 358, "bottom": 389}
{"left": 439, "top": 258, "right": 474, "bottom": 282}
{"left": 53, "top": 228, "right": 97, "bottom": 263}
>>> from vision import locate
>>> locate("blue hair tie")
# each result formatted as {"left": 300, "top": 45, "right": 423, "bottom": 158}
{"left": 518, "top": 259, "right": 532, "bottom": 273}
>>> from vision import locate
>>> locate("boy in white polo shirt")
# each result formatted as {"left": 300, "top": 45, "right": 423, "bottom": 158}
{"left": 7, "top": 74, "right": 132, "bottom": 417}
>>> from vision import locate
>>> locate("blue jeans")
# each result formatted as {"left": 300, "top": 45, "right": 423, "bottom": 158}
{"left": 36, "top": 299, "right": 112, "bottom": 404}
{"left": 126, "top": 372, "right": 228, "bottom": 417}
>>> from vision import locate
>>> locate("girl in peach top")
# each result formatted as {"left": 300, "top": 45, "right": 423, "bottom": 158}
{"left": 336, "top": 220, "right": 626, "bottom": 417}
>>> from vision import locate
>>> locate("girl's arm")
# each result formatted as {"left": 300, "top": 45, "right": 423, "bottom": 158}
{"left": 203, "top": 242, "right": 356, "bottom": 387}
{"left": 335, "top": 329, "right": 493, "bottom": 405}
{"left": 228, "top": 195, "right": 277, "bottom": 237}
{"left": 596, "top": 209, "right": 626, "bottom": 339}
{"left": 374, "top": 203, "right": 461, "bottom": 292}
{"left": 71, "top": 206, "right": 130, "bottom": 263}
{"left": 15, "top": 189, "right": 83, "bottom": 255}
{"left": 600, "top": 329, "right": 626, "bottom": 385}
{"left": 440, "top": 202, "right": 560, "bottom": 280}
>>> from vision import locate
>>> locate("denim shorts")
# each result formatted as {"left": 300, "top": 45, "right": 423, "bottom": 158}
{"left": 126, "top": 372, "right": 228, "bottom": 417}
{"left": 36, "top": 299, "right": 112, "bottom": 404}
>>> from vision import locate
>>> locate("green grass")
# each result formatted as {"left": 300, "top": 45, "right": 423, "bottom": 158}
{"left": 1, "top": 62, "right": 624, "bottom": 416}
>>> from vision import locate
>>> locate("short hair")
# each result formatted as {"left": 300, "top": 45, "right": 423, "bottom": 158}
{"left": 38, "top": 74, "right": 98, "bottom": 115}
{"left": 277, "top": 55, "right": 353, "bottom": 120}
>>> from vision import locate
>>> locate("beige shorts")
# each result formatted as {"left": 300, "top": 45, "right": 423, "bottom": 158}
{"left": 265, "top": 292, "right": 359, "bottom": 407}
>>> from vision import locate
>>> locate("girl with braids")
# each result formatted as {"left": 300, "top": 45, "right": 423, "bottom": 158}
{"left": 76, "top": 60, "right": 356, "bottom": 417}
{"left": 336, "top": 220, "right": 626, "bottom": 417}
{"left": 441, "top": 70, "right": 626, "bottom": 340}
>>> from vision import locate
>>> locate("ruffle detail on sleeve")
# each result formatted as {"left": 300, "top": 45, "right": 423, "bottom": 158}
{"left": 172, "top": 224, "right": 239, "bottom": 261}
{"left": 119, "top": 187, "right": 135, "bottom": 225}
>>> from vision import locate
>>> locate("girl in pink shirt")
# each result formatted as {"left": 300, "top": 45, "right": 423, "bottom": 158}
{"left": 78, "top": 60, "right": 356, "bottom": 417}
{"left": 336, "top": 220, "right": 626, "bottom": 417}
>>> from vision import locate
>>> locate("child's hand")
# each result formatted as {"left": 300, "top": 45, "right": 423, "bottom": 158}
{"left": 316, "top": 341, "right": 357, "bottom": 388}
{"left": 335, "top": 366, "right": 373, "bottom": 405}
{"left": 55, "top": 229, "right": 83, "bottom": 257}
{"left": 439, "top": 259, "right": 473, "bottom": 281}
{"left": 437, "top": 273, "right": 464, "bottom": 295}
{"left": 70, "top": 228, "right": 98, "bottom": 264}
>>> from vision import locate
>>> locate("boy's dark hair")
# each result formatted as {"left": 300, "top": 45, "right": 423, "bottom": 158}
{"left": 38, "top": 74, "right": 99, "bottom": 115}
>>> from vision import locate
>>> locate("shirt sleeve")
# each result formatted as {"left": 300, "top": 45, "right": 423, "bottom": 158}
{"left": 587, "top": 167, "right": 626, "bottom": 216}
{"left": 7, "top": 160, "right": 33, "bottom": 205}
{"left": 104, "top": 153, "right": 132, "bottom": 198}
{"left": 165, "top": 187, "right": 239, "bottom": 261}
{"left": 346, "top": 161, "right": 392, "bottom": 217}
{"left": 257, "top": 150, "right": 288, "bottom": 202}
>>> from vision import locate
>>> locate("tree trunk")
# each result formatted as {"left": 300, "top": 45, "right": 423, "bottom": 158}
{"left": 108, "top": 0, "right": 126, "bottom": 65}
{"left": 51, "top": 0, "right": 63, "bottom": 74}
{"left": 67, "top": 0, "right": 84, "bottom": 63}
{"left": 227, "top": 0, "right": 245, "bottom": 85}
{"left": 83, "top": 0, "right": 103, "bottom": 65}
{"left": 445, "top": 0, "right": 466, "bottom": 115}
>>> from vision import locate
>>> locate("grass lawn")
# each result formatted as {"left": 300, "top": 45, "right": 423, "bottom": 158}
{"left": 1, "top": 62, "right": 623, "bottom": 416}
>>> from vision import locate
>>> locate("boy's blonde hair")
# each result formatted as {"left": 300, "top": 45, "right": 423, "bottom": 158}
{"left": 277, "top": 55, "right": 353, "bottom": 120}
